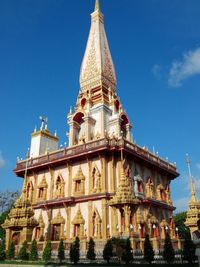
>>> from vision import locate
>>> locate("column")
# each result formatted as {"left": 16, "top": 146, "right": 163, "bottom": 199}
{"left": 66, "top": 207, "right": 71, "bottom": 240}
{"left": 88, "top": 201, "right": 93, "bottom": 238}
{"left": 67, "top": 164, "right": 72, "bottom": 197}
{"left": 101, "top": 156, "right": 107, "bottom": 192}
{"left": 33, "top": 172, "right": 38, "bottom": 204}
{"left": 110, "top": 156, "right": 115, "bottom": 193}
{"left": 102, "top": 199, "right": 107, "bottom": 240}
{"left": 124, "top": 206, "right": 131, "bottom": 234}
{"left": 125, "top": 124, "right": 132, "bottom": 141}
{"left": 49, "top": 168, "right": 54, "bottom": 199}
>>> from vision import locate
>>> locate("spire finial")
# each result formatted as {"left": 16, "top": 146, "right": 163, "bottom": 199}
{"left": 95, "top": 0, "right": 100, "bottom": 11}
{"left": 186, "top": 154, "right": 197, "bottom": 202}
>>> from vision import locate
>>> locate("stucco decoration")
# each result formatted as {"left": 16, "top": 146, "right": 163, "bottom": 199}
{"left": 109, "top": 163, "right": 140, "bottom": 206}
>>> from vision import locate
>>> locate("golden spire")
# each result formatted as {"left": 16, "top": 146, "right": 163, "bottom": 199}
{"left": 186, "top": 154, "right": 197, "bottom": 203}
{"left": 80, "top": 0, "right": 116, "bottom": 92}
{"left": 95, "top": 0, "right": 100, "bottom": 11}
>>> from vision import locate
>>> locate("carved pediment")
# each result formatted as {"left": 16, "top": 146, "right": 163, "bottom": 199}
{"left": 38, "top": 176, "right": 48, "bottom": 189}
{"left": 51, "top": 210, "right": 65, "bottom": 225}
{"left": 73, "top": 166, "right": 85, "bottom": 181}
{"left": 72, "top": 206, "right": 85, "bottom": 225}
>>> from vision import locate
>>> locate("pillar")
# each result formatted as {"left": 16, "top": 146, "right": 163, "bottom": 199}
{"left": 102, "top": 199, "right": 107, "bottom": 240}
{"left": 88, "top": 201, "right": 93, "bottom": 238}
{"left": 101, "top": 156, "right": 107, "bottom": 192}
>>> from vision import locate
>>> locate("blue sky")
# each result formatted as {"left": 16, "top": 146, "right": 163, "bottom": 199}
{"left": 0, "top": 0, "right": 200, "bottom": 213}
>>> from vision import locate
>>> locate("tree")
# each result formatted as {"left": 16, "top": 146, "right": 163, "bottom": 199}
{"left": 144, "top": 234, "right": 154, "bottom": 264}
{"left": 42, "top": 240, "right": 52, "bottom": 263}
{"left": 30, "top": 239, "right": 38, "bottom": 261}
{"left": 86, "top": 237, "right": 96, "bottom": 261}
{"left": 70, "top": 237, "right": 80, "bottom": 264}
{"left": 163, "top": 232, "right": 175, "bottom": 264}
{"left": 103, "top": 239, "right": 113, "bottom": 264}
{"left": 0, "top": 191, "right": 20, "bottom": 214}
{"left": 0, "top": 209, "right": 10, "bottom": 240}
{"left": 0, "top": 239, "right": 6, "bottom": 261}
{"left": 58, "top": 239, "right": 65, "bottom": 263}
{"left": 17, "top": 240, "right": 29, "bottom": 261}
{"left": 183, "top": 232, "right": 196, "bottom": 264}
{"left": 7, "top": 240, "right": 15, "bottom": 259}
{"left": 122, "top": 238, "right": 133, "bottom": 264}
{"left": 173, "top": 212, "right": 189, "bottom": 238}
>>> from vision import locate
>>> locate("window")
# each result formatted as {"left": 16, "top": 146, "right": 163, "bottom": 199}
{"left": 92, "top": 212, "right": 96, "bottom": 236}
{"left": 38, "top": 188, "right": 44, "bottom": 199}
{"left": 74, "top": 224, "right": 81, "bottom": 238}
{"left": 75, "top": 180, "right": 81, "bottom": 192}
{"left": 52, "top": 224, "right": 61, "bottom": 241}
{"left": 35, "top": 227, "right": 41, "bottom": 240}
{"left": 138, "top": 181, "right": 143, "bottom": 193}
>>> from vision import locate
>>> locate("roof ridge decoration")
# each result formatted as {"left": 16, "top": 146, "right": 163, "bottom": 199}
{"left": 80, "top": 0, "right": 116, "bottom": 92}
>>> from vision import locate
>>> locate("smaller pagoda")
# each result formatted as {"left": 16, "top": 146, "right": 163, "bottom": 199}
{"left": 185, "top": 155, "right": 200, "bottom": 234}
{"left": 2, "top": 178, "right": 38, "bottom": 250}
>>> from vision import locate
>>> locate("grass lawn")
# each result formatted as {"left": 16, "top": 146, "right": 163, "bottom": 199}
{"left": 0, "top": 262, "right": 198, "bottom": 267}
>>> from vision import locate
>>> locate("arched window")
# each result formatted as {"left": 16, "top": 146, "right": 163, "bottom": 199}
{"left": 120, "top": 114, "right": 129, "bottom": 138}
{"left": 138, "top": 181, "right": 143, "bottom": 193}
{"left": 73, "top": 112, "right": 85, "bottom": 144}
{"left": 92, "top": 168, "right": 96, "bottom": 189}
{"left": 52, "top": 224, "right": 61, "bottom": 241}
{"left": 92, "top": 212, "right": 96, "bottom": 236}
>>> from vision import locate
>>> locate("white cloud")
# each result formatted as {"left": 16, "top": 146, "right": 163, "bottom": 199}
{"left": 168, "top": 47, "right": 200, "bottom": 87}
{"left": 0, "top": 151, "right": 5, "bottom": 168}
{"left": 173, "top": 197, "right": 189, "bottom": 214}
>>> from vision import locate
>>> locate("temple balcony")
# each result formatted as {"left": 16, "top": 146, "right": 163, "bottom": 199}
{"left": 15, "top": 137, "right": 178, "bottom": 179}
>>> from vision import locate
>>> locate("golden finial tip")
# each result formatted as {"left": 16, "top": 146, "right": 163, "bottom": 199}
{"left": 95, "top": 0, "right": 100, "bottom": 11}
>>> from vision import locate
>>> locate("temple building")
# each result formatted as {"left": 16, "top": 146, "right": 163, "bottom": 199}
{"left": 3, "top": 0, "right": 180, "bottom": 252}
{"left": 185, "top": 155, "right": 200, "bottom": 234}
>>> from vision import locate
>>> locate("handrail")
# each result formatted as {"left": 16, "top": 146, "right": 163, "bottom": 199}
{"left": 15, "top": 138, "right": 177, "bottom": 174}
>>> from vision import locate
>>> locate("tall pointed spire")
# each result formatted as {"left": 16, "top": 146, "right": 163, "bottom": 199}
{"left": 186, "top": 154, "right": 197, "bottom": 203}
{"left": 80, "top": 0, "right": 116, "bottom": 93}
{"left": 95, "top": 0, "right": 100, "bottom": 11}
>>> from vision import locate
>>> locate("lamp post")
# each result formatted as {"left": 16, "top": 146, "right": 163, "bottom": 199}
{"left": 84, "top": 226, "right": 87, "bottom": 238}
{"left": 130, "top": 224, "right": 134, "bottom": 237}
{"left": 175, "top": 227, "right": 179, "bottom": 238}
{"left": 45, "top": 230, "right": 48, "bottom": 241}
{"left": 152, "top": 224, "right": 156, "bottom": 238}
{"left": 138, "top": 224, "right": 142, "bottom": 238}
{"left": 107, "top": 224, "right": 110, "bottom": 238}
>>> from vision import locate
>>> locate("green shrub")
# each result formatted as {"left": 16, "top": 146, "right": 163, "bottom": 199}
{"left": 17, "top": 240, "right": 29, "bottom": 261}
{"left": 7, "top": 240, "right": 15, "bottom": 259}
{"left": 42, "top": 240, "right": 52, "bottom": 263}
{"left": 144, "top": 234, "right": 154, "bottom": 264}
{"left": 183, "top": 232, "right": 195, "bottom": 264}
{"left": 86, "top": 237, "right": 96, "bottom": 261}
{"left": 122, "top": 238, "right": 133, "bottom": 264}
{"left": 103, "top": 239, "right": 113, "bottom": 264}
{"left": 70, "top": 237, "right": 80, "bottom": 264}
{"left": 163, "top": 232, "right": 175, "bottom": 264}
{"left": 0, "top": 239, "right": 6, "bottom": 261}
{"left": 58, "top": 239, "right": 65, "bottom": 263}
{"left": 30, "top": 239, "right": 38, "bottom": 261}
